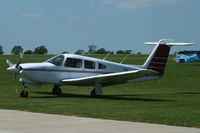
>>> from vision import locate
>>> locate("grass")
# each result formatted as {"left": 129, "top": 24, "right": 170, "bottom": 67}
{"left": 0, "top": 54, "right": 200, "bottom": 127}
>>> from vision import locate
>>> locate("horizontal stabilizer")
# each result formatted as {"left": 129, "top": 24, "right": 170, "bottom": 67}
{"left": 144, "top": 41, "right": 194, "bottom": 46}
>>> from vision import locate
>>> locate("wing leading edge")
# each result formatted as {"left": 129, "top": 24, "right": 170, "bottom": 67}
{"left": 61, "top": 69, "right": 158, "bottom": 86}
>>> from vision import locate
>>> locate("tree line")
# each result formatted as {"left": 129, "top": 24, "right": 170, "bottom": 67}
{"left": 0, "top": 44, "right": 141, "bottom": 55}
{"left": 74, "top": 45, "right": 137, "bottom": 55}
{"left": 0, "top": 45, "right": 48, "bottom": 55}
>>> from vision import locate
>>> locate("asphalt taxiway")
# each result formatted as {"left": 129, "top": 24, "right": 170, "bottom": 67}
{"left": 0, "top": 109, "right": 199, "bottom": 133}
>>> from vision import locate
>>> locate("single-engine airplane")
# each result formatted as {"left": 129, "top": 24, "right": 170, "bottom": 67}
{"left": 6, "top": 39, "right": 194, "bottom": 97}
{"left": 175, "top": 50, "right": 200, "bottom": 63}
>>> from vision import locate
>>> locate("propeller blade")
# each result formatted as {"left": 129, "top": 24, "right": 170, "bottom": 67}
{"left": 16, "top": 54, "right": 23, "bottom": 68}
{"left": 6, "top": 59, "right": 14, "bottom": 67}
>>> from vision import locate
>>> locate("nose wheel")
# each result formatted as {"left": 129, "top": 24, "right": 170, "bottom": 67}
{"left": 20, "top": 90, "right": 28, "bottom": 98}
{"left": 20, "top": 84, "right": 28, "bottom": 98}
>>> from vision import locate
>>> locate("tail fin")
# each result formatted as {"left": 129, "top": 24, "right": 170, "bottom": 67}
{"left": 143, "top": 39, "right": 194, "bottom": 76}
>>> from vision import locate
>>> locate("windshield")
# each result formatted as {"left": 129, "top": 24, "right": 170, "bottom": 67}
{"left": 47, "top": 55, "right": 64, "bottom": 66}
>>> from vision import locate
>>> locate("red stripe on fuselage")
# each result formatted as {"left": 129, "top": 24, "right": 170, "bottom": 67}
{"left": 23, "top": 68, "right": 112, "bottom": 74}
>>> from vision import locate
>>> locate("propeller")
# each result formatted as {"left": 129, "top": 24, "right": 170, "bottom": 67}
{"left": 7, "top": 54, "right": 23, "bottom": 73}
{"left": 6, "top": 54, "right": 23, "bottom": 93}
{"left": 15, "top": 54, "right": 23, "bottom": 68}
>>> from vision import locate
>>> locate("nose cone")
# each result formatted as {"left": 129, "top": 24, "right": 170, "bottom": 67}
{"left": 7, "top": 66, "right": 19, "bottom": 73}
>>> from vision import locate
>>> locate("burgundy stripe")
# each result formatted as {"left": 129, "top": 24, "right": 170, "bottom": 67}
{"left": 153, "top": 44, "right": 170, "bottom": 57}
{"left": 150, "top": 58, "right": 167, "bottom": 63}
{"left": 23, "top": 68, "right": 112, "bottom": 74}
{"left": 148, "top": 63, "right": 166, "bottom": 68}
{"left": 148, "top": 44, "right": 170, "bottom": 76}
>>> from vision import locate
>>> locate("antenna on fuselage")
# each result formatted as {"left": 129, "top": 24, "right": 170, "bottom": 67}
{"left": 120, "top": 54, "right": 129, "bottom": 64}
{"left": 103, "top": 53, "right": 110, "bottom": 60}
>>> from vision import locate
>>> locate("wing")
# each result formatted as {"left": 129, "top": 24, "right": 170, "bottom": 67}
{"left": 61, "top": 69, "right": 158, "bottom": 86}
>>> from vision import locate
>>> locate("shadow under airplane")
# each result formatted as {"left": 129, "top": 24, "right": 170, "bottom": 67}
{"left": 31, "top": 91, "right": 173, "bottom": 102}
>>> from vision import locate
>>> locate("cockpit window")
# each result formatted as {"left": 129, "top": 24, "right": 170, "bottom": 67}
{"left": 47, "top": 55, "right": 64, "bottom": 66}
{"left": 65, "top": 58, "right": 82, "bottom": 68}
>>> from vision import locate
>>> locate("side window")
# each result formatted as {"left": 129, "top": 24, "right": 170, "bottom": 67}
{"left": 98, "top": 63, "right": 106, "bottom": 69}
{"left": 85, "top": 60, "right": 95, "bottom": 69}
{"left": 65, "top": 58, "right": 82, "bottom": 68}
{"left": 47, "top": 55, "right": 64, "bottom": 66}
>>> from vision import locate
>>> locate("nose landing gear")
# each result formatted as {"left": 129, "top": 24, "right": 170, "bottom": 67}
{"left": 20, "top": 85, "right": 28, "bottom": 98}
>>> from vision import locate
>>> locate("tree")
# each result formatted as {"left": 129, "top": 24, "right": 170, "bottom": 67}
{"left": 137, "top": 52, "right": 142, "bottom": 55}
{"left": 33, "top": 45, "right": 48, "bottom": 54}
{"left": 74, "top": 49, "right": 84, "bottom": 55}
{"left": 0, "top": 45, "right": 4, "bottom": 55}
{"left": 116, "top": 50, "right": 132, "bottom": 54}
{"left": 88, "top": 45, "right": 97, "bottom": 54}
{"left": 11, "top": 45, "right": 23, "bottom": 55}
{"left": 116, "top": 50, "right": 126, "bottom": 54}
{"left": 108, "top": 51, "right": 114, "bottom": 54}
{"left": 62, "top": 51, "right": 69, "bottom": 54}
{"left": 24, "top": 50, "right": 33, "bottom": 54}
{"left": 95, "top": 48, "right": 108, "bottom": 54}
{"left": 125, "top": 50, "right": 132, "bottom": 54}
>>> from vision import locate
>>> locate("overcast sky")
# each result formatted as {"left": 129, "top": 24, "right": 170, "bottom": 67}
{"left": 0, "top": 0, "right": 199, "bottom": 54}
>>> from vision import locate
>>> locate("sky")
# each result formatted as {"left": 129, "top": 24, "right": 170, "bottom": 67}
{"left": 0, "top": 0, "right": 200, "bottom": 54}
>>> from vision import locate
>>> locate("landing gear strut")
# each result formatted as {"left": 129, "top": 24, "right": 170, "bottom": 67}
{"left": 90, "top": 84, "right": 103, "bottom": 97}
{"left": 20, "top": 85, "right": 28, "bottom": 98}
{"left": 52, "top": 85, "right": 62, "bottom": 96}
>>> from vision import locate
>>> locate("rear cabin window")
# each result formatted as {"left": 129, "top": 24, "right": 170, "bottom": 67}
{"left": 84, "top": 60, "right": 95, "bottom": 69}
{"left": 98, "top": 63, "right": 106, "bottom": 69}
{"left": 65, "top": 58, "right": 82, "bottom": 68}
{"left": 47, "top": 55, "right": 64, "bottom": 66}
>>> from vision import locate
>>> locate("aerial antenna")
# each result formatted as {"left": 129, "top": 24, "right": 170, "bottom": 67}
{"left": 103, "top": 53, "right": 110, "bottom": 60}
{"left": 120, "top": 54, "right": 129, "bottom": 64}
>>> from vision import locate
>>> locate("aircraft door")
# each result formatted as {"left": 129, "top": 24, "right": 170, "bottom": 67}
{"left": 64, "top": 57, "right": 84, "bottom": 78}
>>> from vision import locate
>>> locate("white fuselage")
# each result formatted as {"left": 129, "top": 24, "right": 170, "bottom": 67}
{"left": 18, "top": 54, "right": 155, "bottom": 87}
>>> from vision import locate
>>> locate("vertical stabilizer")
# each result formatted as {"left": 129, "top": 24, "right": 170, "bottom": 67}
{"left": 143, "top": 39, "right": 194, "bottom": 76}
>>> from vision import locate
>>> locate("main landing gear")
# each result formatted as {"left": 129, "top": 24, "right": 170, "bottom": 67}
{"left": 52, "top": 85, "right": 62, "bottom": 96}
{"left": 90, "top": 84, "right": 103, "bottom": 97}
{"left": 19, "top": 84, "right": 101, "bottom": 97}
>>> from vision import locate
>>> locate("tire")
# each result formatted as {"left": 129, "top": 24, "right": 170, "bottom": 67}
{"left": 52, "top": 87, "right": 57, "bottom": 95}
{"left": 90, "top": 89, "right": 96, "bottom": 97}
{"left": 180, "top": 59, "right": 185, "bottom": 63}
{"left": 20, "top": 90, "right": 28, "bottom": 98}
{"left": 57, "top": 88, "right": 62, "bottom": 96}
{"left": 52, "top": 86, "right": 62, "bottom": 96}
